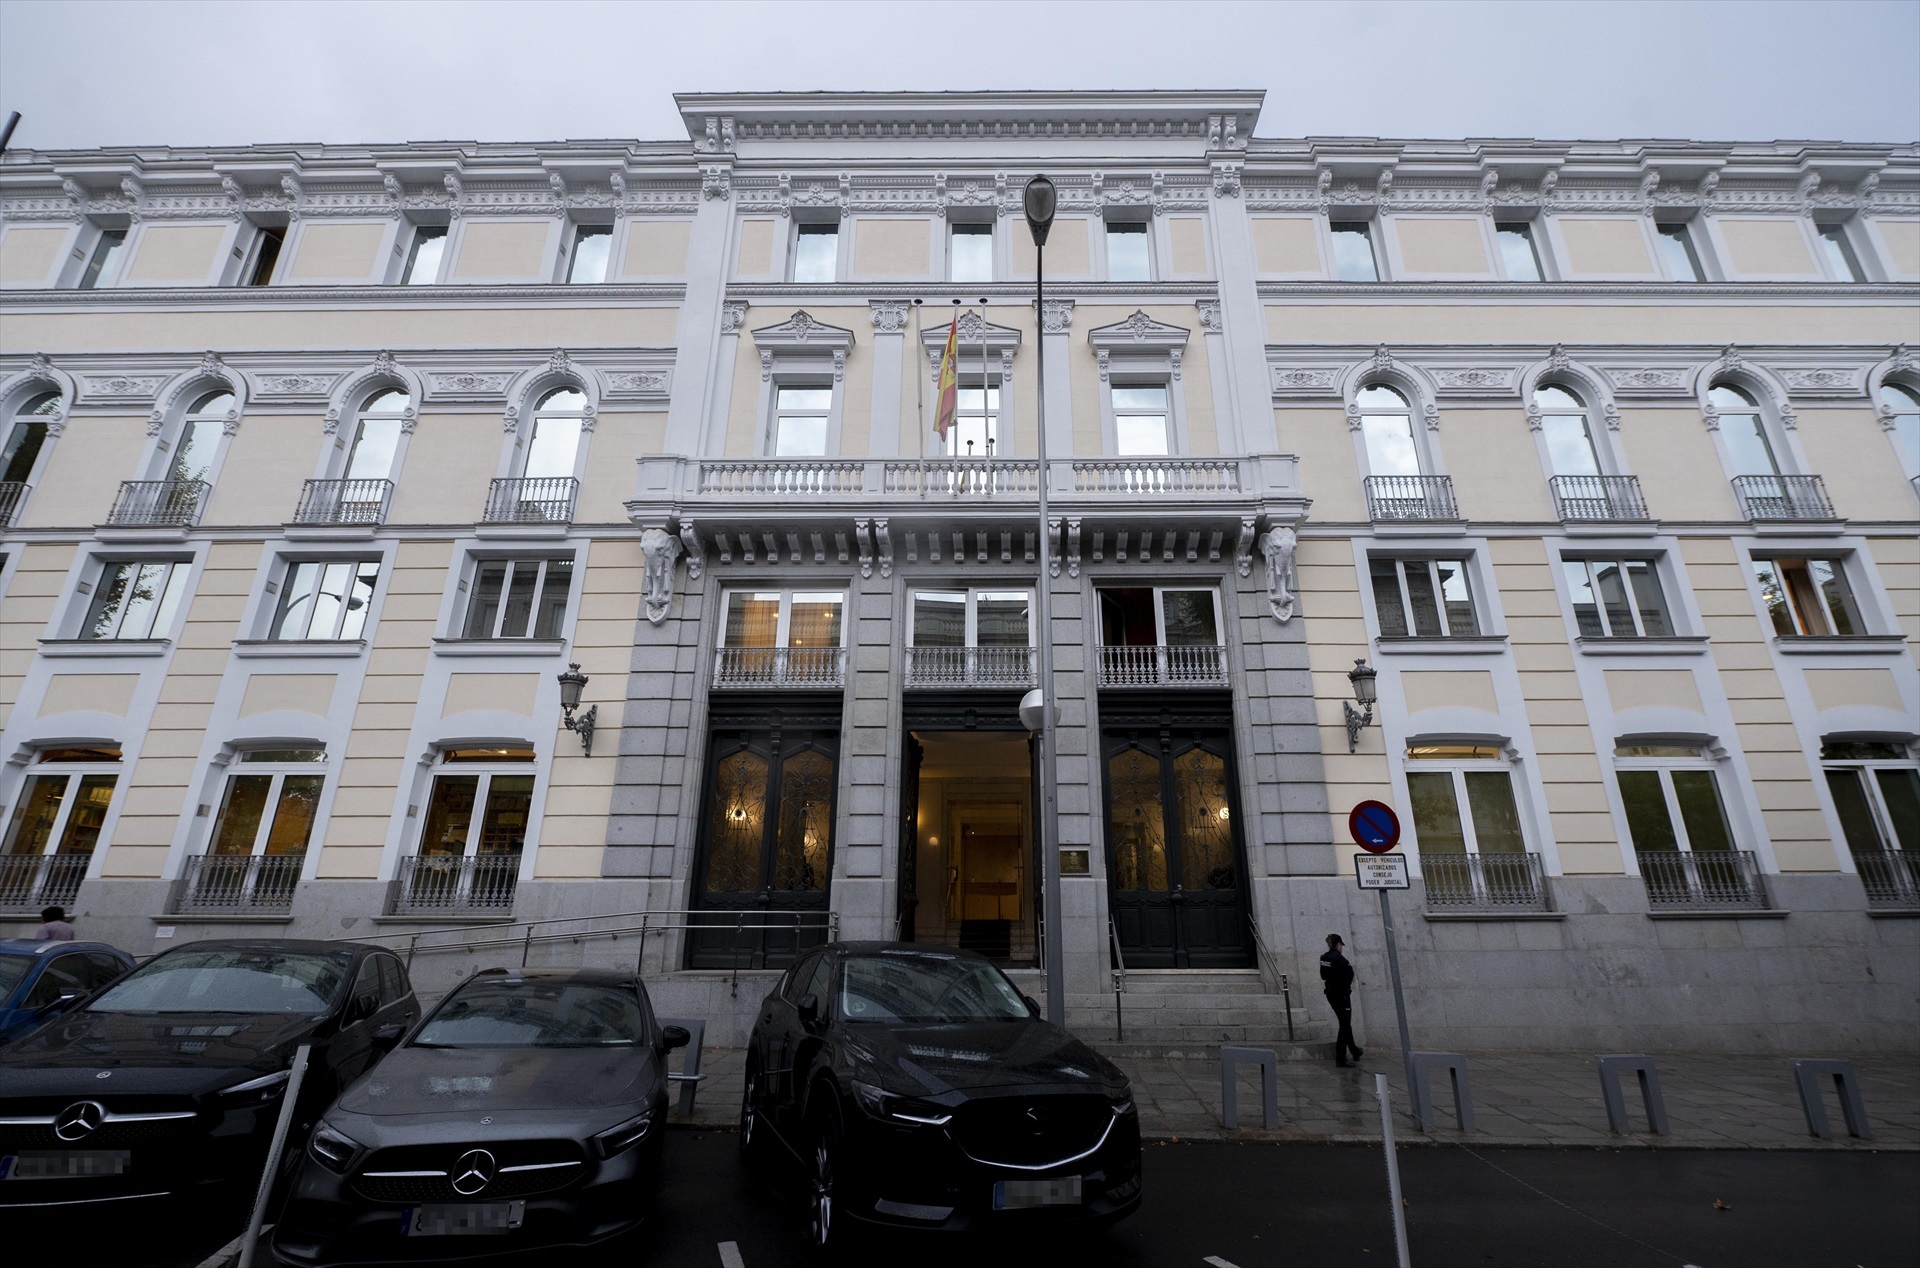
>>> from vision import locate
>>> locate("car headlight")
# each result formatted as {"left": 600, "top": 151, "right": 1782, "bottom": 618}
{"left": 851, "top": 1080, "right": 953, "bottom": 1127}
{"left": 1109, "top": 1091, "right": 1136, "bottom": 1117}
{"left": 220, "top": 1069, "right": 291, "bottom": 1104}
{"left": 592, "top": 1110, "right": 655, "bottom": 1158}
{"left": 308, "top": 1124, "right": 362, "bottom": 1173}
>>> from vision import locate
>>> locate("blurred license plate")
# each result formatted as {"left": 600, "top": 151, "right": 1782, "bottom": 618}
{"left": 1, "top": 1151, "right": 131, "bottom": 1180}
{"left": 994, "top": 1176, "right": 1082, "bottom": 1209}
{"left": 403, "top": 1201, "right": 525, "bottom": 1236}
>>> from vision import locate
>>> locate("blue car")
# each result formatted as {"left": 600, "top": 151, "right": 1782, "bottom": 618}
{"left": 0, "top": 940, "right": 134, "bottom": 1044}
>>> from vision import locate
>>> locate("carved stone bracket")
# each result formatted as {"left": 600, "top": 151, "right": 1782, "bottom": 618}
{"left": 639, "top": 526, "right": 683, "bottom": 627}
{"left": 1234, "top": 518, "right": 1257, "bottom": 578}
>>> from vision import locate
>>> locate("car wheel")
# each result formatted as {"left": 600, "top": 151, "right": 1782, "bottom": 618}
{"left": 807, "top": 1100, "right": 855, "bottom": 1257}
{"left": 739, "top": 1078, "right": 771, "bottom": 1176}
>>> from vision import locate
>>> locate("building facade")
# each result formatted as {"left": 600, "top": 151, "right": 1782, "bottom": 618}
{"left": 2, "top": 91, "right": 1916, "bottom": 1052}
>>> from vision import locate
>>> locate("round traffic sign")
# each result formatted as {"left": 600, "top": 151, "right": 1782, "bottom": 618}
{"left": 1348, "top": 800, "right": 1401, "bottom": 853}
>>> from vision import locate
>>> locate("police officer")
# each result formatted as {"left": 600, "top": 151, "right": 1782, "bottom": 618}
{"left": 1319, "top": 933, "right": 1364, "bottom": 1068}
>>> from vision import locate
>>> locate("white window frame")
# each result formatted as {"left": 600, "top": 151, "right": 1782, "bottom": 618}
{"left": 266, "top": 556, "right": 382, "bottom": 642}
{"left": 75, "top": 556, "right": 194, "bottom": 641}
{"left": 455, "top": 554, "right": 577, "bottom": 642}
{"left": 1529, "top": 382, "right": 1613, "bottom": 478}
{"left": 752, "top": 312, "right": 855, "bottom": 459}
{"left": 717, "top": 589, "right": 850, "bottom": 650}
{"left": 69, "top": 222, "right": 130, "bottom": 290}
{"left": 1750, "top": 552, "right": 1868, "bottom": 638}
{"left": 947, "top": 219, "right": 996, "bottom": 284}
{"left": 395, "top": 222, "right": 449, "bottom": 285}
{"left": 1402, "top": 746, "right": 1529, "bottom": 857}
{"left": 0, "top": 751, "right": 123, "bottom": 866}
{"left": 769, "top": 381, "right": 835, "bottom": 457}
{"left": 1820, "top": 742, "right": 1920, "bottom": 857}
{"left": 1369, "top": 555, "right": 1481, "bottom": 639}
{"left": 332, "top": 386, "right": 414, "bottom": 489}
{"left": 560, "top": 221, "right": 615, "bottom": 285}
{"left": 1108, "top": 378, "right": 1174, "bottom": 457}
{"left": 906, "top": 587, "right": 1034, "bottom": 648}
{"left": 1326, "top": 217, "right": 1384, "bottom": 282}
{"left": 1096, "top": 585, "right": 1224, "bottom": 648}
{"left": 1492, "top": 218, "right": 1548, "bottom": 282}
{"left": 1101, "top": 216, "right": 1154, "bottom": 283}
{"left": 1873, "top": 375, "right": 1920, "bottom": 482}
{"left": 518, "top": 384, "right": 593, "bottom": 480}
{"left": 1813, "top": 218, "right": 1870, "bottom": 283}
{"left": 1653, "top": 218, "right": 1714, "bottom": 282}
{"left": 789, "top": 217, "right": 843, "bottom": 283}
{"left": 0, "top": 375, "right": 70, "bottom": 515}
{"left": 203, "top": 748, "right": 329, "bottom": 860}
{"left": 414, "top": 753, "right": 539, "bottom": 863}
{"left": 1613, "top": 746, "right": 1739, "bottom": 855}
{"left": 1561, "top": 556, "right": 1675, "bottom": 639}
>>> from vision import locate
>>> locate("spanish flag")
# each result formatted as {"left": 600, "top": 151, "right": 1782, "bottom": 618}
{"left": 933, "top": 312, "right": 960, "bottom": 444}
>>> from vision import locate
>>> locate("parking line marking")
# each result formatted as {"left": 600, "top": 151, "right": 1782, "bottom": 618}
{"left": 1204, "top": 1258, "right": 1243, "bottom": 1268}
{"left": 718, "top": 1241, "right": 746, "bottom": 1268}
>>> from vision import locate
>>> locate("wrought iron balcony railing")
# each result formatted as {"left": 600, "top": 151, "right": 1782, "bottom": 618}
{"left": 168, "top": 852, "right": 303, "bottom": 914}
{"left": 0, "top": 853, "right": 89, "bottom": 911}
{"left": 387, "top": 853, "right": 520, "bottom": 916}
{"left": 904, "top": 645, "right": 1036, "bottom": 689}
{"left": 1637, "top": 849, "right": 1767, "bottom": 911}
{"left": 1096, "top": 643, "right": 1229, "bottom": 688}
{"left": 1364, "top": 474, "right": 1459, "bottom": 522}
{"left": 1549, "top": 474, "right": 1650, "bottom": 522}
{"left": 293, "top": 478, "right": 394, "bottom": 526}
{"left": 1421, "top": 851, "right": 1550, "bottom": 913}
{"left": 0, "top": 481, "right": 28, "bottom": 527}
{"left": 712, "top": 646, "right": 848, "bottom": 689}
{"left": 483, "top": 476, "right": 579, "bottom": 524}
{"left": 107, "top": 479, "right": 210, "bottom": 526}
{"left": 1731, "top": 474, "right": 1836, "bottom": 521}
{"left": 1854, "top": 849, "right": 1920, "bottom": 910}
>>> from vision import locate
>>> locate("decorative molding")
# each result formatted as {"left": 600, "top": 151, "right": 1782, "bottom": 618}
{"left": 1085, "top": 309, "right": 1191, "bottom": 355}
{"left": 1269, "top": 366, "right": 1342, "bottom": 396}
{"left": 1040, "top": 299, "right": 1075, "bottom": 334}
{"left": 1868, "top": 345, "right": 1917, "bottom": 429}
{"left": 1429, "top": 367, "right": 1516, "bottom": 393}
{"left": 1603, "top": 367, "right": 1694, "bottom": 395}
{"left": 602, "top": 370, "right": 671, "bottom": 399}
{"left": 1194, "top": 299, "right": 1223, "bottom": 333}
{"left": 750, "top": 310, "right": 856, "bottom": 355}
{"left": 869, "top": 300, "right": 910, "bottom": 335}
{"left": 252, "top": 373, "right": 339, "bottom": 399}
{"left": 1777, "top": 367, "right": 1863, "bottom": 396}
{"left": 78, "top": 373, "right": 167, "bottom": 402}
{"left": 426, "top": 371, "right": 513, "bottom": 400}
{"left": 720, "top": 301, "right": 749, "bottom": 335}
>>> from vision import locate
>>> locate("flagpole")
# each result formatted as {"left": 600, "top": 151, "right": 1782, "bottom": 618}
{"left": 950, "top": 298, "right": 961, "bottom": 496}
{"left": 914, "top": 298, "right": 925, "bottom": 496}
{"left": 980, "top": 297, "right": 992, "bottom": 490}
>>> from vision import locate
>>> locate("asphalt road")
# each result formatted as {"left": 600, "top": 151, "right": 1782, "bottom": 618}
{"left": 27, "top": 1134, "right": 1917, "bottom": 1268}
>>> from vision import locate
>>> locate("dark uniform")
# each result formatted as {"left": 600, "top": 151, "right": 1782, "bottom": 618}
{"left": 1319, "top": 943, "right": 1363, "bottom": 1066}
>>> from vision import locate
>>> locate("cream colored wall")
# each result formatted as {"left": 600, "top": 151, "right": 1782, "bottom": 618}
{"left": 723, "top": 306, "right": 869, "bottom": 457}
{"left": 1615, "top": 407, "right": 1741, "bottom": 521}
{"left": 1181, "top": 335, "right": 1218, "bottom": 455}
{"left": 1555, "top": 217, "right": 1657, "bottom": 277}
{"left": 1717, "top": 217, "right": 1818, "bottom": 279}
{"left": 735, "top": 218, "right": 776, "bottom": 279}
{"left": 102, "top": 540, "right": 260, "bottom": 879}
{"left": 238, "top": 673, "right": 337, "bottom": 718}
{"left": 0, "top": 543, "right": 76, "bottom": 730}
{"left": 284, "top": 221, "right": 386, "bottom": 283}
{"left": 444, "top": 673, "right": 537, "bottom": 718}
{"left": 1251, "top": 216, "right": 1322, "bottom": 275}
{"left": 1794, "top": 407, "right": 1918, "bottom": 519}
{"left": 386, "top": 413, "right": 500, "bottom": 522}
{"left": 451, "top": 220, "right": 551, "bottom": 281}
{"left": 1867, "top": 535, "right": 1920, "bottom": 657}
{"left": 1168, "top": 216, "right": 1208, "bottom": 276}
{"left": 1263, "top": 304, "right": 1917, "bottom": 347}
{"left": 1678, "top": 535, "right": 1835, "bottom": 871}
{"left": 851, "top": 218, "right": 930, "bottom": 278}
{"left": 619, "top": 220, "right": 692, "bottom": 278}
{"left": 317, "top": 539, "right": 451, "bottom": 879}
{"left": 124, "top": 224, "right": 225, "bottom": 284}
{"left": 1604, "top": 669, "right": 1703, "bottom": 713}
{"left": 39, "top": 673, "right": 139, "bottom": 718}
{"left": 1401, "top": 669, "right": 1496, "bottom": 713}
{"left": 1296, "top": 537, "right": 1393, "bottom": 873}
{"left": 1489, "top": 537, "right": 1624, "bottom": 874}
{"left": 1871, "top": 216, "right": 1920, "bottom": 280}
{"left": 1393, "top": 217, "right": 1493, "bottom": 277}
{"left": 1444, "top": 408, "right": 1556, "bottom": 520}
{"left": 6, "top": 306, "right": 680, "bottom": 353}
{"left": 1278, "top": 409, "right": 1365, "bottom": 521}
{"left": 202, "top": 417, "right": 320, "bottom": 525}
{"left": 1803, "top": 668, "right": 1898, "bottom": 711}
{"left": 0, "top": 224, "right": 71, "bottom": 285}
{"left": 16, "top": 415, "right": 145, "bottom": 528}
{"left": 1012, "top": 216, "right": 1090, "bottom": 277}
{"left": 578, "top": 411, "right": 665, "bottom": 520}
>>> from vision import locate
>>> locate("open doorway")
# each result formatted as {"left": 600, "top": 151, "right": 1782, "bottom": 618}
{"left": 901, "top": 730, "right": 1036, "bottom": 966}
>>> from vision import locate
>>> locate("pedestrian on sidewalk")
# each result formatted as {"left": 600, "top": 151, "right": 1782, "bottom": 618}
{"left": 1320, "top": 934, "right": 1363, "bottom": 1068}
{"left": 32, "top": 906, "right": 77, "bottom": 941}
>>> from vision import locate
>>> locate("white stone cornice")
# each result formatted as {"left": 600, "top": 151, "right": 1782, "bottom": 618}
{"left": 750, "top": 310, "right": 856, "bottom": 354}
{"left": 1086, "top": 310, "right": 1191, "bottom": 354}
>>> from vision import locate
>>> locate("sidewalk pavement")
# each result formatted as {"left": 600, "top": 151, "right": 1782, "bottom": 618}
{"left": 669, "top": 1046, "right": 1920, "bottom": 1151}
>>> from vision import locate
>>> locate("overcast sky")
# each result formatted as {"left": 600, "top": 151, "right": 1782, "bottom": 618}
{"left": 2, "top": 0, "right": 1916, "bottom": 153}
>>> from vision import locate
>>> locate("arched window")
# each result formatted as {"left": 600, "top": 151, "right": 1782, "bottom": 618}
{"left": 345, "top": 389, "right": 409, "bottom": 483}
{"left": 1709, "top": 383, "right": 1781, "bottom": 478}
{"left": 1878, "top": 381, "right": 1919, "bottom": 471}
{"left": 169, "top": 390, "right": 233, "bottom": 485}
{"left": 1356, "top": 383, "right": 1419, "bottom": 477}
{"left": 525, "top": 387, "right": 587, "bottom": 480}
{"left": 1, "top": 392, "right": 58, "bottom": 487}
{"left": 1533, "top": 384, "right": 1602, "bottom": 477}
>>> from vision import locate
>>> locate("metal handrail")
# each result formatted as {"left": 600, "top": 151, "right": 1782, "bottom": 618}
{"left": 1364, "top": 474, "right": 1459, "bottom": 521}
{"left": 168, "top": 852, "right": 304, "bottom": 913}
{"left": 107, "top": 478, "right": 210, "bottom": 526}
{"left": 1096, "top": 643, "right": 1228, "bottom": 688}
{"left": 1730, "top": 473, "right": 1835, "bottom": 521}
{"left": 0, "top": 853, "right": 89, "bottom": 910}
{"left": 1106, "top": 912, "right": 1127, "bottom": 1043}
{"left": 1854, "top": 849, "right": 1920, "bottom": 909}
{"left": 1245, "top": 915, "right": 1295, "bottom": 1042}
{"left": 712, "top": 646, "right": 848, "bottom": 689}
{"left": 1638, "top": 849, "right": 1767, "bottom": 910}
{"left": 386, "top": 854, "right": 520, "bottom": 916}
{"left": 293, "top": 478, "right": 394, "bottom": 526}
{"left": 904, "top": 645, "right": 1035, "bottom": 689}
{"left": 1549, "top": 474, "right": 1649, "bottom": 521}
{"left": 1420, "top": 851, "right": 1550, "bottom": 913}
{"left": 482, "top": 476, "right": 578, "bottom": 524}
{"left": 0, "top": 481, "right": 28, "bottom": 527}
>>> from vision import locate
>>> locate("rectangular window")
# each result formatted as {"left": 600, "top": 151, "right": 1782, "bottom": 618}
{"left": 401, "top": 226, "right": 447, "bottom": 285}
{"left": 1112, "top": 384, "right": 1171, "bottom": 456}
{"left": 1822, "top": 741, "right": 1920, "bottom": 860}
{"left": 773, "top": 385, "right": 832, "bottom": 456}
{"left": 1329, "top": 222, "right": 1378, "bottom": 281}
{"left": 1563, "top": 558, "right": 1672, "bottom": 638}
{"left": 1816, "top": 225, "right": 1865, "bottom": 282}
{"left": 208, "top": 750, "right": 326, "bottom": 859}
{"left": 909, "top": 589, "right": 1032, "bottom": 647}
{"left": 566, "top": 225, "right": 612, "bottom": 284}
{"left": 1753, "top": 556, "right": 1863, "bottom": 637}
{"left": 244, "top": 226, "right": 285, "bottom": 287}
{"left": 1096, "top": 587, "right": 1223, "bottom": 686}
{"left": 947, "top": 381, "right": 999, "bottom": 456}
{"left": 1370, "top": 558, "right": 1478, "bottom": 638}
{"left": 716, "top": 590, "right": 846, "bottom": 686}
{"left": 950, "top": 222, "right": 993, "bottom": 283}
{"left": 1616, "top": 753, "right": 1736, "bottom": 854}
{"left": 461, "top": 557, "right": 573, "bottom": 639}
{"left": 1105, "top": 221, "right": 1151, "bottom": 282}
{"left": 1656, "top": 223, "right": 1704, "bottom": 282}
{"left": 1, "top": 411, "right": 52, "bottom": 486}
{"left": 82, "top": 560, "right": 191, "bottom": 640}
{"left": 792, "top": 222, "right": 839, "bottom": 283}
{"left": 270, "top": 559, "right": 380, "bottom": 641}
{"left": 1406, "top": 766, "right": 1526, "bottom": 855}
{"left": 1495, "top": 222, "right": 1542, "bottom": 281}
{"left": 77, "top": 229, "right": 127, "bottom": 290}
{"left": 1, "top": 762, "right": 119, "bottom": 861}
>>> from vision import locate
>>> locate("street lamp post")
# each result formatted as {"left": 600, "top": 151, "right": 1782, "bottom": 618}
{"left": 1023, "top": 176, "right": 1066, "bottom": 1027}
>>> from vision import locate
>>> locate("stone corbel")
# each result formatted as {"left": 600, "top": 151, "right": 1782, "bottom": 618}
{"left": 1066, "top": 519, "right": 1082, "bottom": 580}
{"left": 1234, "top": 518, "right": 1257, "bottom": 578}
{"left": 875, "top": 519, "right": 893, "bottom": 579}
{"left": 639, "top": 526, "right": 683, "bottom": 627}
{"left": 854, "top": 518, "right": 874, "bottom": 579}
{"left": 1258, "top": 524, "right": 1298, "bottom": 623}
{"left": 678, "top": 521, "right": 705, "bottom": 581}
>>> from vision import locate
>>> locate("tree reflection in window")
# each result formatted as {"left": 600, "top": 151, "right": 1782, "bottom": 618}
{"left": 703, "top": 749, "right": 767, "bottom": 894}
{"left": 1109, "top": 747, "right": 1168, "bottom": 891}
{"left": 1174, "top": 747, "right": 1235, "bottom": 889}
{"left": 773, "top": 749, "right": 832, "bottom": 892}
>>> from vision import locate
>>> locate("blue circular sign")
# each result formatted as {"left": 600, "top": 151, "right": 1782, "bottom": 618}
{"left": 1348, "top": 800, "right": 1401, "bottom": 853}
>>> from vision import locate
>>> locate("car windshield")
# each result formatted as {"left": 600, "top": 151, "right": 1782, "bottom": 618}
{"left": 0, "top": 955, "right": 33, "bottom": 1000}
{"left": 89, "top": 949, "right": 352, "bottom": 1015}
{"left": 413, "top": 980, "right": 646, "bottom": 1048}
{"left": 840, "top": 953, "right": 1031, "bottom": 1024}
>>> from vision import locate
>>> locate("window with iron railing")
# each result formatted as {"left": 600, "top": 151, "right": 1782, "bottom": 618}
{"left": 906, "top": 588, "right": 1033, "bottom": 688}
{"left": 185, "top": 748, "right": 326, "bottom": 912}
{"left": 1404, "top": 742, "right": 1547, "bottom": 911}
{"left": 1615, "top": 744, "right": 1764, "bottom": 909}
{"left": 0, "top": 746, "right": 121, "bottom": 910}
{"left": 395, "top": 746, "right": 536, "bottom": 914}
{"left": 714, "top": 589, "right": 848, "bottom": 688}
{"left": 1821, "top": 740, "right": 1920, "bottom": 910}
{"left": 1096, "top": 587, "right": 1225, "bottom": 687}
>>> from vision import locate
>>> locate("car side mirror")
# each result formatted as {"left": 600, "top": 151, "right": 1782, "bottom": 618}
{"left": 353, "top": 990, "right": 380, "bottom": 1022}
{"left": 1022, "top": 994, "right": 1042, "bottom": 1018}
{"left": 660, "top": 1025, "right": 690, "bottom": 1051}
{"left": 797, "top": 994, "right": 819, "bottom": 1023}
{"left": 371, "top": 1023, "right": 406, "bottom": 1055}
{"left": 38, "top": 991, "right": 83, "bottom": 1016}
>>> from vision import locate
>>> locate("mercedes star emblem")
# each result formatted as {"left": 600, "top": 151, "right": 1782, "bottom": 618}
{"left": 55, "top": 1101, "right": 106, "bottom": 1142}
{"left": 450, "top": 1148, "right": 497, "bottom": 1196}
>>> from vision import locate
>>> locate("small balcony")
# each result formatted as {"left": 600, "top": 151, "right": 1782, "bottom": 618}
{"left": 904, "top": 645, "right": 1035, "bottom": 689}
{"left": 293, "top": 478, "right": 394, "bottom": 526}
{"left": 1364, "top": 474, "right": 1459, "bottom": 522}
{"left": 0, "top": 481, "right": 28, "bottom": 527}
{"left": 107, "top": 479, "right": 209, "bottom": 527}
{"left": 1855, "top": 849, "right": 1920, "bottom": 911}
{"left": 1096, "top": 643, "right": 1228, "bottom": 688}
{"left": 483, "top": 476, "right": 578, "bottom": 524}
{"left": 1731, "top": 474, "right": 1836, "bottom": 521}
{"left": 1638, "top": 849, "right": 1768, "bottom": 912}
{"left": 167, "top": 853, "right": 303, "bottom": 915}
{"left": 1549, "top": 474, "right": 1649, "bottom": 522}
{"left": 0, "top": 853, "right": 89, "bottom": 911}
{"left": 1421, "top": 851, "right": 1551, "bottom": 914}
{"left": 387, "top": 853, "right": 519, "bottom": 916}
{"left": 712, "top": 646, "right": 848, "bottom": 690}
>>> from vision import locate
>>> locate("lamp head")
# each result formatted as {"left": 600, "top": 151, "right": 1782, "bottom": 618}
{"left": 1347, "top": 658, "right": 1378, "bottom": 706}
{"left": 557, "top": 662, "right": 587, "bottom": 713}
{"left": 1023, "top": 176, "right": 1056, "bottom": 246}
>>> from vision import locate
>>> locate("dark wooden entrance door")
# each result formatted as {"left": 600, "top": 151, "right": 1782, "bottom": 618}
{"left": 689, "top": 724, "right": 837, "bottom": 969}
{"left": 896, "top": 735, "right": 923, "bottom": 942}
{"left": 1102, "top": 727, "right": 1253, "bottom": 968}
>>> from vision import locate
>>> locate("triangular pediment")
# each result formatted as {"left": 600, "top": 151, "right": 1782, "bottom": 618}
{"left": 751, "top": 310, "right": 855, "bottom": 351}
{"left": 1086, "top": 309, "right": 1191, "bottom": 351}
{"left": 919, "top": 309, "right": 1023, "bottom": 358}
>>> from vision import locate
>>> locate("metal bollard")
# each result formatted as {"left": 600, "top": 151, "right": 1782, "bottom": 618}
{"left": 1220, "top": 1045, "right": 1280, "bottom": 1130}
{"left": 1791, "top": 1058, "right": 1872, "bottom": 1140}
{"left": 1407, "top": 1051, "right": 1474, "bottom": 1133}
{"left": 1596, "top": 1054, "right": 1669, "bottom": 1135}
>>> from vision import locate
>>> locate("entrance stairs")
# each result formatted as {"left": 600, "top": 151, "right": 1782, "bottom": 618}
{"left": 1059, "top": 968, "right": 1335, "bottom": 1060}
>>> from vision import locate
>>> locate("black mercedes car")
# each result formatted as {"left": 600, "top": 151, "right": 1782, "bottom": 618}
{"left": 0, "top": 939, "right": 416, "bottom": 1210}
{"left": 272, "top": 967, "right": 688, "bottom": 1266}
{"left": 741, "top": 942, "right": 1142, "bottom": 1252}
